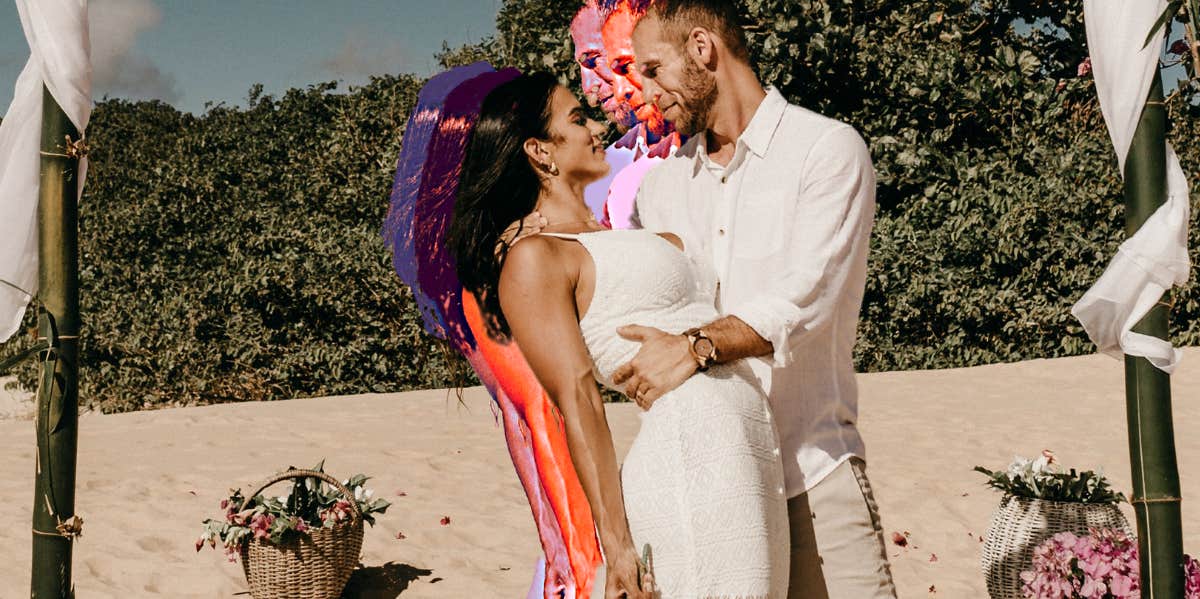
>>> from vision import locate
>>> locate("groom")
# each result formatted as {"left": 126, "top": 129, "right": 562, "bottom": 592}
{"left": 614, "top": 1, "right": 897, "bottom": 597}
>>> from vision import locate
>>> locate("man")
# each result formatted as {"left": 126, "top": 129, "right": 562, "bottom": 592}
{"left": 571, "top": 1, "right": 621, "bottom": 123}
{"left": 572, "top": 0, "right": 639, "bottom": 222}
{"left": 598, "top": 0, "right": 680, "bottom": 228}
{"left": 615, "top": 1, "right": 898, "bottom": 596}
{"left": 571, "top": 0, "right": 680, "bottom": 228}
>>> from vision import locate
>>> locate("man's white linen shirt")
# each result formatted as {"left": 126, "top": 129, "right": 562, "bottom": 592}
{"left": 630, "top": 87, "right": 876, "bottom": 497}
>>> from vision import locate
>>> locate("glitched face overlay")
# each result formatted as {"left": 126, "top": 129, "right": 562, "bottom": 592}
{"left": 571, "top": 4, "right": 618, "bottom": 120}
{"left": 601, "top": 2, "right": 666, "bottom": 136}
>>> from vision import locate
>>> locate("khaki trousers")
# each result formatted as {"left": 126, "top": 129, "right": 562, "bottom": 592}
{"left": 786, "top": 457, "right": 897, "bottom": 599}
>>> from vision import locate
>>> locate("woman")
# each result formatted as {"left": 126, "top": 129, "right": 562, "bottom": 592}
{"left": 448, "top": 72, "right": 789, "bottom": 598}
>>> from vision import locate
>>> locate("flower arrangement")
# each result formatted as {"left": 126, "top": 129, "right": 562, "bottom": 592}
{"left": 974, "top": 451, "right": 1125, "bottom": 504}
{"left": 1020, "top": 527, "right": 1200, "bottom": 599}
{"left": 196, "top": 461, "right": 391, "bottom": 562}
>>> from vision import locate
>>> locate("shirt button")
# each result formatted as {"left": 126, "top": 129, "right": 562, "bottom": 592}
{"left": 720, "top": 175, "right": 727, "bottom": 184}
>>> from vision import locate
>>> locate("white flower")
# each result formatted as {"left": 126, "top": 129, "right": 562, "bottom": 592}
{"left": 354, "top": 486, "right": 375, "bottom": 502}
{"left": 1032, "top": 454, "right": 1051, "bottom": 474}
{"left": 1007, "top": 456, "right": 1033, "bottom": 479}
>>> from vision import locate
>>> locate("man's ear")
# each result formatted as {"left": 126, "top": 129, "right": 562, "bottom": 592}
{"left": 688, "top": 26, "right": 717, "bottom": 68}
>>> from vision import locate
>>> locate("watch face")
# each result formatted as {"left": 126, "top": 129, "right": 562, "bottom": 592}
{"left": 694, "top": 338, "right": 715, "bottom": 357}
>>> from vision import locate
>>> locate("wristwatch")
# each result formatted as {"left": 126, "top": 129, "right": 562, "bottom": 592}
{"left": 682, "top": 327, "right": 717, "bottom": 371}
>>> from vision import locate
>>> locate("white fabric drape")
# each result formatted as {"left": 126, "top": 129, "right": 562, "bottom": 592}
{"left": 1072, "top": 0, "right": 1192, "bottom": 373}
{"left": 0, "top": 0, "right": 91, "bottom": 342}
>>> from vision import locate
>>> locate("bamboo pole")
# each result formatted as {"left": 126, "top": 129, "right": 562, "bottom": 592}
{"left": 1121, "top": 74, "right": 1185, "bottom": 598}
{"left": 30, "top": 85, "right": 82, "bottom": 599}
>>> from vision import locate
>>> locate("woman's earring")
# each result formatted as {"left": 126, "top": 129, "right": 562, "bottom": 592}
{"left": 548, "top": 161, "right": 560, "bottom": 176}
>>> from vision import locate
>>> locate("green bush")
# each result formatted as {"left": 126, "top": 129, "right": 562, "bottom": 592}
{"left": 3, "top": 77, "right": 478, "bottom": 412}
{"left": 1, "top": 0, "right": 1196, "bottom": 411}
{"left": 448, "top": 0, "right": 1200, "bottom": 370}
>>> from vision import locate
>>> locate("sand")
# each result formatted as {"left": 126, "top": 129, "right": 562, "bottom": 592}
{"left": 0, "top": 350, "right": 1196, "bottom": 597}
{"left": 0, "top": 375, "right": 34, "bottom": 420}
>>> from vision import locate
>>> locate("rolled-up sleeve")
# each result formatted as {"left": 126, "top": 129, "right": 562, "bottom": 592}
{"left": 727, "top": 125, "right": 876, "bottom": 368}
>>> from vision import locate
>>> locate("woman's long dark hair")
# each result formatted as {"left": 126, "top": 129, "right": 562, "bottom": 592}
{"left": 447, "top": 72, "right": 560, "bottom": 342}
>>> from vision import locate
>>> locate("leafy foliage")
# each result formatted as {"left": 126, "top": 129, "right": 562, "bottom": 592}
{"left": 2, "top": 0, "right": 1199, "bottom": 411}
{"left": 974, "top": 465, "right": 1126, "bottom": 504}
{"left": 445, "top": 0, "right": 1200, "bottom": 372}
{"left": 2, "top": 78, "right": 476, "bottom": 412}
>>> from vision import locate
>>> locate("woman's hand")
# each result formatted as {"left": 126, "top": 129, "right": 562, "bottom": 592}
{"left": 605, "top": 548, "right": 655, "bottom": 599}
{"left": 493, "top": 211, "right": 547, "bottom": 259}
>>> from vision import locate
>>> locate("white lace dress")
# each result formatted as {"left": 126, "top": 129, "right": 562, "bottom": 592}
{"left": 540, "top": 229, "right": 789, "bottom": 598}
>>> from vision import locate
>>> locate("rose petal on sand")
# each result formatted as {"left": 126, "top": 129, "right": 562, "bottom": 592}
{"left": 440, "top": 516, "right": 451, "bottom": 526}
{"left": 930, "top": 553, "right": 938, "bottom": 562}
{"left": 891, "top": 531, "right": 908, "bottom": 547}
{"left": 396, "top": 531, "right": 406, "bottom": 540}
{"left": 929, "top": 584, "right": 937, "bottom": 594}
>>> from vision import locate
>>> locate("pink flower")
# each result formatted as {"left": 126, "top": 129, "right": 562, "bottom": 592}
{"left": 219, "top": 499, "right": 229, "bottom": 510}
{"left": 1077, "top": 57, "right": 1092, "bottom": 78}
{"left": 319, "top": 499, "right": 353, "bottom": 525}
{"left": 230, "top": 508, "right": 255, "bottom": 525}
{"left": 294, "top": 518, "right": 309, "bottom": 533}
{"left": 1185, "top": 555, "right": 1200, "bottom": 597}
{"left": 1021, "top": 528, "right": 1141, "bottom": 599}
{"left": 249, "top": 513, "right": 275, "bottom": 540}
{"left": 1110, "top": 573, "right": 1135, "bottom": 596}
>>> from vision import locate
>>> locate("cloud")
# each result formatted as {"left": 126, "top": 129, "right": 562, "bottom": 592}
{"left": 317, "top": 36, "right": 407, "bottom": 80}
{"left": 89, "top": 0, "right": 181, "bottom": 103}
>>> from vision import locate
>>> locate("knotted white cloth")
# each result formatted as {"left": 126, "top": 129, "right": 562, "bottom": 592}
{"left": 1072, "top": 0, "right": 1191, "bottom": 373}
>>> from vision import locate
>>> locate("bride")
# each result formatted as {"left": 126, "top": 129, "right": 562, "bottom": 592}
{"left": 447, "top": 71, "right": 788, "bottom": 599}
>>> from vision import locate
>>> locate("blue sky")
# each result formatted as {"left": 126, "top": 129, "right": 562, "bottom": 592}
{"left": 0, "top": 3, "right": 1192, "bottom": 115}
{"left": 0, "top": 0, "right": 501, "bottom": 114}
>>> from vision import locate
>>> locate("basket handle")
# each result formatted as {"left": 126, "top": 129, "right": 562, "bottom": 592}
{"left": 239, "top": 468, "right": 363, "bottom": 523}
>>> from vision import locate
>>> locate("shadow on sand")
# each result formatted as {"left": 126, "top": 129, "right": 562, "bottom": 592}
{"left": 340, "top": 562, "right": 434, "bottom": 598}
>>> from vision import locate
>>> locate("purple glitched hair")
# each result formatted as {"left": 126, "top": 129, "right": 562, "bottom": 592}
{"left": 382, "top": 61, "right": 494, "bottom": 341}
{"left": 413, "top": 67, "right": 522, "bottom": 354}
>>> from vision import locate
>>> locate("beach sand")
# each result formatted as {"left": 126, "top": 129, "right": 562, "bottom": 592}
{"left": 0, "top": 350, "right": 1196, "bottom": 597}
{"left": 0, "top": 375, "right": 34, "bottom": 421}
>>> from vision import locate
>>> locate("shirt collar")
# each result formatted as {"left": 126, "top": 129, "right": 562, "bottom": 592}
{"left": 690, "top": 86, "right": 787, "bottom": 177}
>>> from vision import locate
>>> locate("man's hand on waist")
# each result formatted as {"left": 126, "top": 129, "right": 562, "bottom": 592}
{"left": 612, "top": 325, "right": 698, "bottom": 410}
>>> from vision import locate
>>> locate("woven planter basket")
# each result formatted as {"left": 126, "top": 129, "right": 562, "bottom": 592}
{"left": 980, "top": 494, "right": 1131, "bottom": 599}
{"left": 238, "top": 469, "right": 364, "bottom": 599}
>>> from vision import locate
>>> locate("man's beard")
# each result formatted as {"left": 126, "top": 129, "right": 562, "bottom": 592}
{"left": 674, "top": 59, "right": 719, "bottom": 136}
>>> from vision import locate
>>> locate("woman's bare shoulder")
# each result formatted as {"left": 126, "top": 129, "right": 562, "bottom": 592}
{"left": 499, "top": 235, "right": 567, "bottom": 288}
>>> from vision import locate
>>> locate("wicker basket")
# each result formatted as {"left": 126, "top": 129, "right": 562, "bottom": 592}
{"left": 980, "top": 494, "right": 1131, "bottom": 598}
{"left": 238, "top": 469, "right": 364, "bottom": 599}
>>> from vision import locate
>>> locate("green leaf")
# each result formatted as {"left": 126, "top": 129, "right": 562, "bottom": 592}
{"left": 1144, "top": 0, "right": 1184, "bottom": 49}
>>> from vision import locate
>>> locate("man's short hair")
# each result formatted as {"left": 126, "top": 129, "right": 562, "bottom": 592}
{"left": 644, "top": 0, "right": 750, "bottom": 62}
{"left": 599, "top": 0, "right": 651, "bottom": 14}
